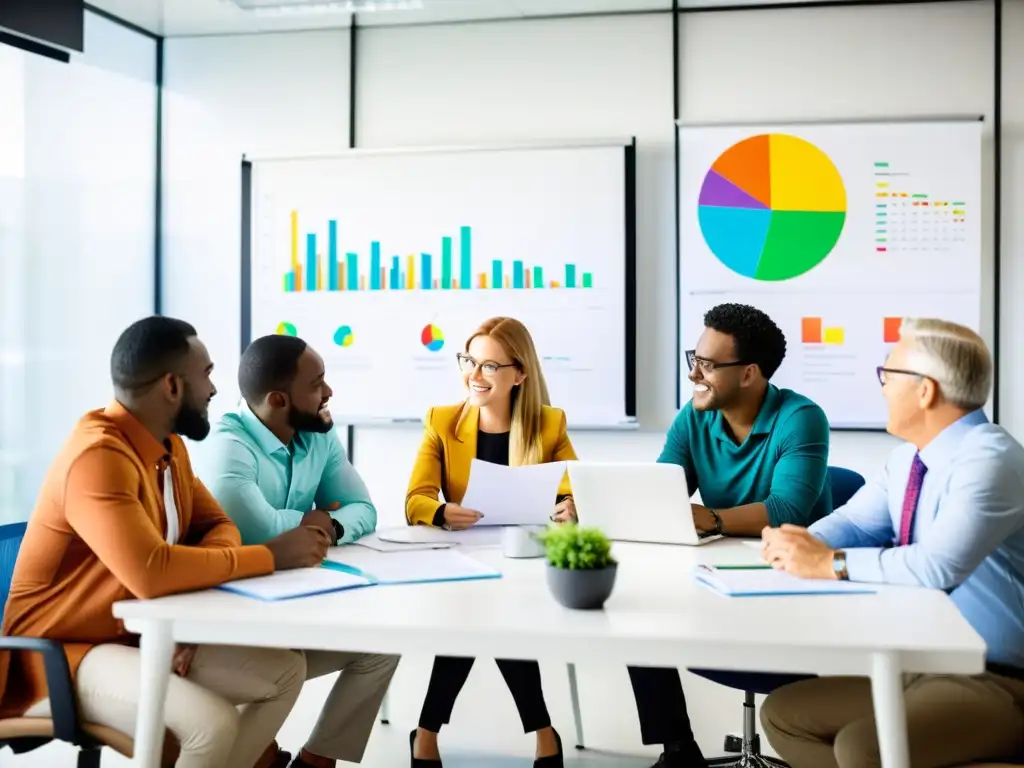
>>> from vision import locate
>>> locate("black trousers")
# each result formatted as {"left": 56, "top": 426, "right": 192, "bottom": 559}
{"left": 419, "top": 656, "right": 552, "bottom": 733}
{"left": 628, "top": 666, "right": 697, "bottom": 746}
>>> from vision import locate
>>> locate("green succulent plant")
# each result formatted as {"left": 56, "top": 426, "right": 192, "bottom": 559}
{"left": 537, "top": 523, "right": 615, "bottom": 571}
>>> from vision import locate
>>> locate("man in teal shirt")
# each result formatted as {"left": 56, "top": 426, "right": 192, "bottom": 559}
{"left": 204, "top": 334, "right": 398, "bottom": 768}
{"left": 631, "top": 303, "right": 832, "bottom": 768}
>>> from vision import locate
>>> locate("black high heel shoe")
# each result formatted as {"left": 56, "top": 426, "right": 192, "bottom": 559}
{"left": 533, "top": 728, "right": 563, "bottom": 768}
{"left": 409, "top": 729, "right": 443, "bottom": 767}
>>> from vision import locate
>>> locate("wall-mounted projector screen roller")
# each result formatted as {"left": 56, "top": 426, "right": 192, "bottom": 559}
{"left": 242, "top": 141, "right": 637, "bottom": 429}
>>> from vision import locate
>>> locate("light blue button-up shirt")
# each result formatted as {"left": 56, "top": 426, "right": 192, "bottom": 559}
{"left": 810, "top": 409, "right": 1024, "bottom": 668}
{"left": 203, "top": 401, "right": 377, "bottom": 545}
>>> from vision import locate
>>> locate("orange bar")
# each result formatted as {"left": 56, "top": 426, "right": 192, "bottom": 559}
{"left": 801, "top": 317, "right": 823, "bottom": 344}
{"left": 295, "top": 265, "right": 303, "bottom": 292}
{"left": 479, "top": 273, "right": 488, "bottom": 289}
{"left": 453, "top": 278, "right": 459, "bottom": 289}
{"left": 525, "top": 270, "right": 531, "bottom": 289}
{"left": 433, "top": 279, "right": 438, "bottom": 289}
{"left": 380, "top": 267, "right": 386, "bottom": 290}
{"left": 550, "top": 280, "right": 561, "bottom": 288}
{"left": 884, "top": 317, "right": 902, "bottom": 344}
{"left": 339, "top": 262, "right": 345, "bottom": 290}
{"left": 360, "top": 274, "right": 366, "bottom": 291}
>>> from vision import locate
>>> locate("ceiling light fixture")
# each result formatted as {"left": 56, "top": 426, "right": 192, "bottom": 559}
{"left": 227, "top": 0, "right": 423, "bottom": 15}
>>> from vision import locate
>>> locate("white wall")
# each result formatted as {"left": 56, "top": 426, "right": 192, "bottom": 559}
{"left": 161, "top": 1, "right": 1023, "bottom": 756}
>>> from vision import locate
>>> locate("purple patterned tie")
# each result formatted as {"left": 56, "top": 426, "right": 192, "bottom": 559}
{"left": 898, "top": 453, "right": 927, "bottom": 546}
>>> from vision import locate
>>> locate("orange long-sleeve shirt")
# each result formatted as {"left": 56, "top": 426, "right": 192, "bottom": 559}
{"left": 0, "top": 402, "right": 275, "bottom": 717}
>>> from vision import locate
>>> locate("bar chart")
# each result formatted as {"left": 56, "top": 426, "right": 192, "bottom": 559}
{"left": 801, "top": 316, "right": 845, "bottom": 345}
{"left": 282, "top": 211, "right": 594, "bottom": 293}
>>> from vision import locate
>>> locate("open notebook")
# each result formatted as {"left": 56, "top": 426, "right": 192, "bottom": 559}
{"left": 218, "top": 548, "right": 501, "bottom": 601}
{"left": 693, "top": 564, "right": 878, "bottom": 597}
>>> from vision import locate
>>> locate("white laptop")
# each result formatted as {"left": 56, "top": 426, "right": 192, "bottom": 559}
{"left": 567, "top": 461, "right": 724, "bottom": 546}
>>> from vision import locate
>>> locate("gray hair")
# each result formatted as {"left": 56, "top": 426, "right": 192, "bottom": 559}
{"left": 899, "top": 318, "right": 992, "bottom": 410}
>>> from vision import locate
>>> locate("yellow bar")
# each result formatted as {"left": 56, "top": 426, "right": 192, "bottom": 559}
{"left": 550, "top": 280, "right": 561, "bottom": 288}
{"left": 360, "top": 274, "right": 366, "bottom": 291}
{"left": 875, "top": 182, "right": 889, "bottom": 188}
{"left": 453, "top": 278, "right": 459, "bottom": 289}
{"left": 504, "top": 275, "right": 510, "bottom": 289}
{"left": 317, "top": 253, "right": 322, "bottom": 291}
{"left": 479, "top": 273, "right": 488, "bottom": 289}
{"left": 823, "top": 327, "right": 845, "bottom": 345}
{"left": 407, "top": 254, "right": 415, "bottom": 290}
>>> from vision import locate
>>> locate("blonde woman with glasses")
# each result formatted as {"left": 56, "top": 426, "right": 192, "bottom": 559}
{"left": 405, "top": 317, "right": 576, "bottom": 768}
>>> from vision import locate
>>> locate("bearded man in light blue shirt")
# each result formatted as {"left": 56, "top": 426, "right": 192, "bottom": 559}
{"left": 204, "top": 334, "right": 398, "bottom": 768}
{"left": 761, "top": 318, "right": 1024, "bottom": 768}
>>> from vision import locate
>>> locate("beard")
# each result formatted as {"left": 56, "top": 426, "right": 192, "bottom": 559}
{"left": 172, "top": 399, "right": 211, "bottom": 441}
{"left": 288, "top": 404, "right": 333, "bottom": 434}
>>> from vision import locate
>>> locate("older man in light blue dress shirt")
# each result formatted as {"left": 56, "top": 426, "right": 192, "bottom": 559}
{"left": 760, "top": 318, "right": 1024, "bottom": 768}
{"left": 203, "top": 334, "right": 398, "bottom": 768}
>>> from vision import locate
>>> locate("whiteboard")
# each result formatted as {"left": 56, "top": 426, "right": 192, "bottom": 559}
{"left": 677, "top": 120, "right": 984, "bottom": 430}
{"left": 244, "top": 142, "right": 637, "bottom": 428}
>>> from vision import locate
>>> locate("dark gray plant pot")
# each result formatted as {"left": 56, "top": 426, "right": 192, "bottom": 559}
{"left": 546, "top": 562, "right": 618, "bottom": 610}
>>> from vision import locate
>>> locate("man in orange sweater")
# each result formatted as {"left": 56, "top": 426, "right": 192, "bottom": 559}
{"left": 0, "top": 316, "right": 332, "bottom": 768}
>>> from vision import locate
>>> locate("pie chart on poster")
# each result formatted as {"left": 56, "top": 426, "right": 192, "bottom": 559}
{"left": 698, "top": 134, "right": 847, "bottom": 281}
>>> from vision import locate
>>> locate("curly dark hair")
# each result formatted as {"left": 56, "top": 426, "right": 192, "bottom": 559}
{"left": 703, "top": 303, "right": 787, "bottom": 380}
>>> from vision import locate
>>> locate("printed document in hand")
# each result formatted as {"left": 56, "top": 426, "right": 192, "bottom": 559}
{"left": 459, "top": 459, "right": 568, "bottom": 526}
{"left": 693, "top": 565, "right": 878, "bottom": 597}
{"left": 324, "top": 547, "right": 500, "bottom": 586}
{"left": 218, "top": 567, "right": 372, "bottom": 601}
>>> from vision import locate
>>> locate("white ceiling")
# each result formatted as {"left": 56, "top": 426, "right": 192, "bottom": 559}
{"left": 87, "top": 0, "right": 873, "bottom": 37}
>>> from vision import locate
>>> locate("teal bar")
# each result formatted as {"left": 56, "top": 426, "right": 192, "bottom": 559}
{"left": 346, "top": 252, "right": 358, "bottom": 291}
{"left": 513, "top": 260, "right": 524, "bottom": 289}
{"left": 492, "top": 260, "right": 502, "bottom": 289}
{"left": 533, "top": 265, "right": 543, "bottom": 288}
{"left": 582, "top": 272, "right": 592, "bottom": 288}
{"left": 565, "top": 264, "right": 577, "bottom": 288}
{"left": 460, "top": 226, "right": 472, "bottom": 289}
{"left": 422, "top": 253, "right": 433, "bottom": 289}
{"left": 441, "top": 236, "right": 452, "bottom": 289}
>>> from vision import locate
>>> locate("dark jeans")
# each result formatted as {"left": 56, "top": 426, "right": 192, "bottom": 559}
{"left": 419, "top": 656, "right": 552, "bottom": 733}
{"left": 629, "top": 666, "right": 814, "bottom": 746}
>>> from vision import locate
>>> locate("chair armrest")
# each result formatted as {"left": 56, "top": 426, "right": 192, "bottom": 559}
{"left": 0, "top": 636, "right": 82, "bottom": 745}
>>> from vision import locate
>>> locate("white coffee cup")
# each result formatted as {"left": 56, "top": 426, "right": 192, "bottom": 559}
{"left": 502, "top": 525, "right": 546, "bottom": 559}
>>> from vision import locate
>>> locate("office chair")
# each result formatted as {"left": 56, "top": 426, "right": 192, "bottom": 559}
{"left": 0, "top": 521, "right": 179, "bottom": 767}
{"left": 696, "top": 465, "right": 867, "bottom": 768}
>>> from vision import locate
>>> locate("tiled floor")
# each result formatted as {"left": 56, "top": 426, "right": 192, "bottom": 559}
{"left": 0, "top": 653, "right": 760, "bottom": 767}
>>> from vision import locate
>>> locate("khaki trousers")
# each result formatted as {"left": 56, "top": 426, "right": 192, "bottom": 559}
{"left": 761, "top": 672, "right": 1024, "bottom": 768}
{"left": 301, "top": 650, "right": 399, "bottom": 763}
{"left": 26, "top": 643, "right": 306, "bottom": 768}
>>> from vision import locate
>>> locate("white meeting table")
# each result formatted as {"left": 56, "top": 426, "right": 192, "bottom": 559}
{"left": 112, "top": 539, "right": 985, "bottom": 768}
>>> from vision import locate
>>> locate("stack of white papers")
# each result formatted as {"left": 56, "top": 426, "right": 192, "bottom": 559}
{"left": 460, "top": 459, "right": 567, "bottom": 526}
{"left": 376, "top": 526, "right": 502, "bottom": 547}
{"left": 218, "top": 567, "right": 371, "bottom": 601}
{"left": 693, "top": 565, "right": 877, "bottom": 597}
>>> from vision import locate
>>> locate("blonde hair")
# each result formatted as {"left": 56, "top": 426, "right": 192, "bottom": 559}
{"left": 899, "top": 317, "right": 992, "bottom": 409}
{"left": 465, "top": 317, "right": 549, "bottom": 466}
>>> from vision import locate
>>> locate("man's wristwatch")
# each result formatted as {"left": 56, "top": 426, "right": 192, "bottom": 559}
{"left": 330, "top": 519, "right": 344, "bottom": 545}
{"left": 707, "top": 508, "right": 723, "bottom": 536}
{"left": 832, "top": 549, "right": 849, "bottom": 580}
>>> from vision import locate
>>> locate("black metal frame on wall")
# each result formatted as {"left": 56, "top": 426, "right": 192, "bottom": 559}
{"left": 673, "top": 0, "right": 1004, "bottom": 429}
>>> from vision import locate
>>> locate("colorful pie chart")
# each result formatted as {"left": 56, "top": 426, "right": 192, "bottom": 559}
{"left": 698, "top": 134, "right": 847, "bottom": 281}
{"left": 276, "top": 321, "right": 297, "bottom": 336}
{"left": 333, "top": 325, "right": 354, "bottom": 347}
{"left": 421, "top": 323, "right": 444, "bottom": 352}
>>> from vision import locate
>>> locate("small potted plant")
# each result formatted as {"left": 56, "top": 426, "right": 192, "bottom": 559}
{"left": 538, "top": 523, "right": 618, "bottom": 610}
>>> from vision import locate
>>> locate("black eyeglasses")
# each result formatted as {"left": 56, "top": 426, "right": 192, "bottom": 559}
{"left": 876, "top": 366, "right": 927, "bottom": 386}
{"left": 686, "top": 349, "right": 749, "bottom": 374}
{"left": 457, "top": 353, "right": 518, "bottom": 376}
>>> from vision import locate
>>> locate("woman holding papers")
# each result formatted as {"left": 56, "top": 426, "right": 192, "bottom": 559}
{"left": 406, "top": 316, "right": 576, "bottom": 767}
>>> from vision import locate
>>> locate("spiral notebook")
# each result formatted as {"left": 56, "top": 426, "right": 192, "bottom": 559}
{"left": 218, "top": 549, "right": 500, "bottom": 601}
{"left": 693, "top": 564, "right": 877, "bottom": 597}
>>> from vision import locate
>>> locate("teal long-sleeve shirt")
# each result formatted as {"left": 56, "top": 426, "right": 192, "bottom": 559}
{"left": 202, "top": 401, "right": 377, "bottom": 545}
{"left": 658, "top": 384, "right": 832, "bottom": 527}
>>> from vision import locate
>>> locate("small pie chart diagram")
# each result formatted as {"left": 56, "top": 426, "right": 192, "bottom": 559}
{"left": 697, "top": 133, "right": 847, "bottom": 281}
{"left": 276, "top": 321, "right": 297, "bottom": 336}
{"left": 333, "top": 325, "right": 354, "bottom": 347}
{"left": 421, "top": 323, "right": 444, "bottom": 352}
